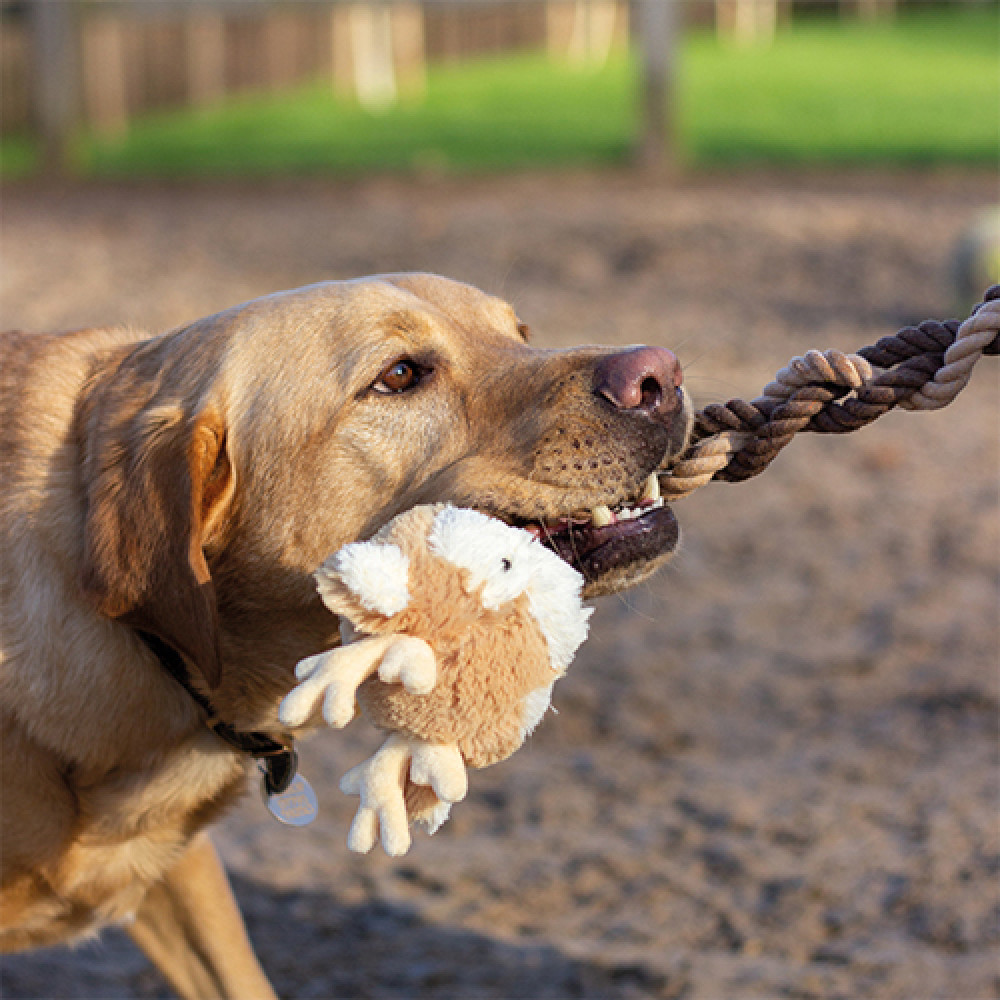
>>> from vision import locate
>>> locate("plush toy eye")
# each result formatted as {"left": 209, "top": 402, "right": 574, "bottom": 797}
{"left": 374, "top": 359, "right": 421, "bottom": 394}
{"left": 501, "top": 558, "right": 512, "bottom": 572}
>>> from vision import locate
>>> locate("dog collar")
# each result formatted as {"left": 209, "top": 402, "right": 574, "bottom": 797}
{"left": 135, "top": 630, "right": 298, "bottom": 796}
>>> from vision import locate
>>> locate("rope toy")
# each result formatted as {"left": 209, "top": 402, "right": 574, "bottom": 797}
{"left": 661, "top": 285, "right": 1000, "bottom": 498}
{"left": 281, "top": 287, "right": 998, "bottom": 856}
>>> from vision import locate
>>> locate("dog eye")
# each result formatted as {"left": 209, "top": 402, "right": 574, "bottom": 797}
{"left": 374, "top": 359, "right": 421, "bottom": 394}
{"left": 501, "top": 558, "right": 512, "bottom": 572}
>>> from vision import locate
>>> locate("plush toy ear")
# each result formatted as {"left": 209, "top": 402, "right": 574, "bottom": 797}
{"left": 78, "top": 354, "right": 232, "bottom": 690}
{"left": 319, "top": 542, "right": 411, "bottom": 617}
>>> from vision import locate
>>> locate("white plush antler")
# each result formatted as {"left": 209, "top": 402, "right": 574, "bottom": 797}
{"left": 279, "top": 634, "right": 436, "bottom": 730}
{"left": 339, "top": 734, "right": 467, "bottom": 856}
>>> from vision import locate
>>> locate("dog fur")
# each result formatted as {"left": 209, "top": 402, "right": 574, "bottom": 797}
{"left": 0, "top": 274, "right": 690, "bottom": 998}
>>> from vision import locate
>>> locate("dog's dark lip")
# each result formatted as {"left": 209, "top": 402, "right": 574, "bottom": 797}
{"left": 533, "top": 503, "right": 679, "bottom": 582}
{"left": 485, "top": 495, "right": 679, "bottom": 584}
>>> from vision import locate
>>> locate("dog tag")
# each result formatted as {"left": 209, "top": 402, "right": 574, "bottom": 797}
{"left": 262, "top": 772, "right": 319, "bottom": 827}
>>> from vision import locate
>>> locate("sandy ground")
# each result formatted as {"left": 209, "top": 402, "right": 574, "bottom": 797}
{"left": 1, "top": 168, "right": 997, "bottom": 1000}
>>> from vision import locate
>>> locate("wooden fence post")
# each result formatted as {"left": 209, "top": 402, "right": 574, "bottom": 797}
{"left": 634, "top": 0, "right": 677, "bottom": 170}
{"left": 28, "top": 0, "right": 78, "bottom": 173}
{"left": 349, "top": 2, "right": 397, "bottom": 111}
{"left": 548, "top": 1, "right": 620, "bottom": 67}
{"left": 716, "top": 0, "right": 776, "bottom": 46}
{"left": 330, "top": 2, "right": 425, "bottom": 109}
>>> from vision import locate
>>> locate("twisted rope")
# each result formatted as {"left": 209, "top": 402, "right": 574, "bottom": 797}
{"left": 661, "top": 285, "right": 1000, "bottom": 499}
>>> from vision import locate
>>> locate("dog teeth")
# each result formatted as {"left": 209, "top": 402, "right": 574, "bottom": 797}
{"left": 641, "top": 473, "right": 661, "bottom": 503}
{"left": 591, "top": 505, "right": 614, "bottom": 528}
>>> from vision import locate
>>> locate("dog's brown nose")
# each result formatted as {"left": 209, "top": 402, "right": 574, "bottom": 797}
{"left": 594, "top": 346, "right": 683, "bottom": 422}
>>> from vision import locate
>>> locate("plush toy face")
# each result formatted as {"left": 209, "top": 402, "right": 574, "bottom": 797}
{"left": 426, "top": 507, "right": 591, "bottom": 672}
{"left": 428, "top": 505, "right": 564, "bottom": 609}
{"left": 323, "top": 506, "right": 591, "bottom": 673}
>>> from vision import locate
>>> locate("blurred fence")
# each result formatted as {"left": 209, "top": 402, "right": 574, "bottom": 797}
{"left": 1, "top": 1, "right": 632, "bottom": 138}
{"left": 1, "top": 0, "right": 975, "bottom": 173}
{"left": 1, "top": 0, "right": 926, "bottom": 137}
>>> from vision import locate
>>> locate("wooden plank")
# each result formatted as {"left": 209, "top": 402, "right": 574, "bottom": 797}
{"left": 264, "top": 9, "right": 300, "bottom": 89}
{"left": 143, "top": 20, "right": 186, "bottom": 108}
{"left": 587, "top": 0, "right": 619, "bottom": 66}
{"left": 546, "top": 1, "right": 577, "bottom": 60}
{"left": 856, "top": 0, "right": 897, "bottom": 19}
{"left": 392, "top": 1, "right": 427, "bottom": 99}
{"left": 331, "top": 4, "right": 356, "bottom": 98}
{"left": 0, "top": 23, "right": 31, "bottom": 134}
{"left": 186, "top": 11, "right": 227, "bottom": 106}
{"left": 81, "top": 13, "right": 128, "bottom": 136}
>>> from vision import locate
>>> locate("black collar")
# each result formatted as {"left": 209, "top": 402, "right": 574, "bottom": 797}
{"left": 136, "top": 630, "right": 298, "bottom": 795}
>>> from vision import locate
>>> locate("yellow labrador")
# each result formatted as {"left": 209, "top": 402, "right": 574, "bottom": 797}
{"left": 0, "top": 274, "right": 691, "bottom": 999}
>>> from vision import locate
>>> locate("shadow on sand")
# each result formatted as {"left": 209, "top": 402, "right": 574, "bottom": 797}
{"left": 0, "top": 872, "right": 681, "bottom": 999}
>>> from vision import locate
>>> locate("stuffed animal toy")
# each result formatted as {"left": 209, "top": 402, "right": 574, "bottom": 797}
{"left": 279, "top": 504, "right": 592, "bottom": 856}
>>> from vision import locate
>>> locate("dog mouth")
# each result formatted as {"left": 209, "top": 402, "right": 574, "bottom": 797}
{"left": 501, "top": 473, "right": 679, "bottom": 586}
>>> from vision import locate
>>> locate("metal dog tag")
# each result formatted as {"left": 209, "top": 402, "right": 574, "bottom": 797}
{"left": 262, "top": 772, "right": 319, "bottom": 827}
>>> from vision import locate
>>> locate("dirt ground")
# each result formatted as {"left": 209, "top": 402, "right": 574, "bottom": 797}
{"left": 1, "top": 168, "right": 997, "bottom": 1000}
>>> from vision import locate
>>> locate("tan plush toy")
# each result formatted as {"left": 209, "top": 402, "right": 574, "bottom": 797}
{"left": 279, "top": 505, "right": 592, "bottom": 856}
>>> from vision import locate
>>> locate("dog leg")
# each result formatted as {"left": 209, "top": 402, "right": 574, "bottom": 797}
{"left": 127, "top": 833, "right": 277, "bottom": 1000}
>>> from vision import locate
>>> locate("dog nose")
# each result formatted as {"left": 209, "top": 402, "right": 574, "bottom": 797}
{"left": 594, "top": 346, "right": 683, "bottom": 421}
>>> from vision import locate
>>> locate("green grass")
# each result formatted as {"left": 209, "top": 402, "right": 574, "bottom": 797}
{"left": 0, "top": 135, "right": 38, "bottom": 177}
{"left": 680, "top": 5, "right": 1000, "bottom": 166}
{"left": 83, "top": 52, "right": 637, "bottom": 178}
{"left": 1, "top": 4, "right": 996, "bottom": 178}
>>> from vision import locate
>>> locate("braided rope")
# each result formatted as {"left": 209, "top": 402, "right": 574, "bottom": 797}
{"left": 661, "top": 285, "right": 1000, "bottom": 500}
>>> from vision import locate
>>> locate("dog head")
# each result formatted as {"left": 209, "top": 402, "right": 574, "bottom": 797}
{"left": 76, "top": 274, "right": 691, "bottom": 698}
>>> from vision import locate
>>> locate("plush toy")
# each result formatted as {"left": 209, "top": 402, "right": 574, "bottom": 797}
{"left": 279, "top": 504, "right": 592, "bottom": 856}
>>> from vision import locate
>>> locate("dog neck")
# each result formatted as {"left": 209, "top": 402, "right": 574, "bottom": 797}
{"left": 135, "top": 629, "right": 299, "bottom": 796}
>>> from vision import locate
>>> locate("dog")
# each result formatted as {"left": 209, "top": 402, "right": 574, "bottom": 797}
{"left": 0, "top": 273, "right": 692, "bottom": 999}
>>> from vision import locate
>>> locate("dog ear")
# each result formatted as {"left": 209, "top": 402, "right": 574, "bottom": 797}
{"left": 78, "top": 352, "right": 233, "bottom": 690}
